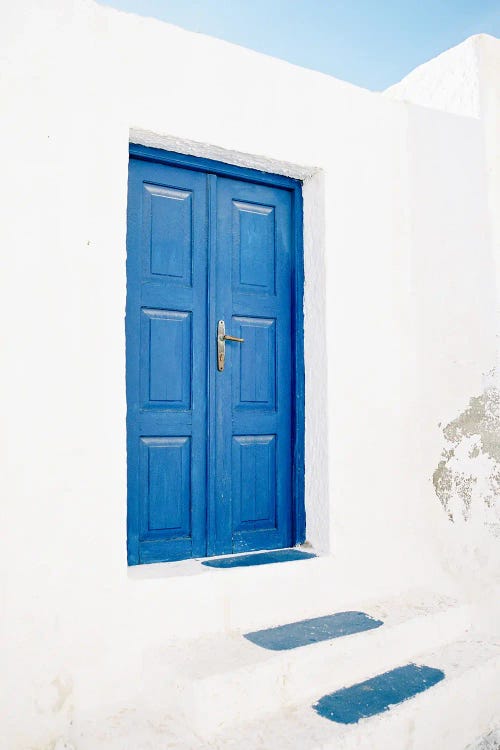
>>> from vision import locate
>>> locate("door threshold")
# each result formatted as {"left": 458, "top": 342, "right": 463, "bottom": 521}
{"left": 201, "top": 548, "right": 316, "bottom": 569}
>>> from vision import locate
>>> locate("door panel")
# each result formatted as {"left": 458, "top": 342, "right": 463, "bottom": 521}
{"left": 145, "top": 183, "right": 193, "bottom": 283}
{"left": 127, "top": 156, "right": 296, "bottom": 564}
{"left": 127, "top": 160, "right": 208, "bottom": 564}
{"left": 232, "top": 434, "right": 277, "bottom": 532}
{"left": 140, "top": 308, "right": 192, "bottom": 408}
{"left": 232, "top": 200, "right": 276, "bottom": 294}
{"left": 233, "top": 316, "right": 277, "bottom": 409}
{"left": 212, "top": 177, "right": 293, "bottom": 555}
{"left": 140, "top": 436, "right": 191, "bottom": 538}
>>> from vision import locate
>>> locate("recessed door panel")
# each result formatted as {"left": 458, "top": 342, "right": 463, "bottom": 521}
{"left": 233, "top": 316, "right": 276, "bottom": 410}
{"left": 140, "top": 436, "right": 191, "bottom": 539}
{"left": 233, "top": 200, "right": 276, "bottom": 295}
{"left": 232, "top": 435, "right": 277, "bottom": 532}
{"left": 140, "top": 308, "right": 192, "bottom": 409}
{"left": 144, "top": 183, "right": 193, "bottom": 284}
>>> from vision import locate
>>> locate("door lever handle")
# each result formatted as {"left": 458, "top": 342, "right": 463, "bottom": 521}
{"left": 223, "top": 334, "right": 244, "bottom": 343}
{"left": 217, "top": 320, "right": 244, "bottom": 371}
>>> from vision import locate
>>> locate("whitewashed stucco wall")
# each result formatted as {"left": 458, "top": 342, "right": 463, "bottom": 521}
{"left": 1, "top": 2, "right": 498, "bottom": 747}
{"left": 384, "top": 35, "right": 484, "bottom": 118}
{"left": 386, "top": 34, "right": 500, "bottom": 572}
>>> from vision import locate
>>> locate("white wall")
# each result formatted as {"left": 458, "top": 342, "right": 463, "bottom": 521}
{"left": 1, "top": 2, "right": 498, "bottom": 747}
{"left": 386, "top": 34, "right": 500, "bottom": 367}
{"left": 384, "top": 35, "right": 483, "bottom": 118}
{"left": 386, "top": 33, "right": 500, "bottom": 572}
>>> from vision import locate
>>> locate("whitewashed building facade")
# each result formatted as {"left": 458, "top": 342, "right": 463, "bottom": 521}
{"left": 1, "top": 2, "right": 499, "bottom": 747}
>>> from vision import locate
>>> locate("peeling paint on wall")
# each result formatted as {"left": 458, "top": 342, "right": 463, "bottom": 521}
{"left": 433, "top": 378, "right": 500, "bottom": 535}
{"left": 465, "top": 728, "right": 500, "bottom": 750}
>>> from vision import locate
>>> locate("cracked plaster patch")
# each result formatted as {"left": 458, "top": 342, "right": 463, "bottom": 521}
{"left": 433, "top": 380, "right": 500, "bottom": 534}
{"left": 466, "top": 729, "right": 500, "bottom": 750}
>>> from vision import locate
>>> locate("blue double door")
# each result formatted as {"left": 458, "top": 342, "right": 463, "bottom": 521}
{"left": 127, "top": 153, "right": 297, "bottom": 564}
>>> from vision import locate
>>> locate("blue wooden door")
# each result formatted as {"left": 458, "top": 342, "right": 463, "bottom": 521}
{"left": 210, "top": 177, "right": 293, "bottom": 555}
{"left": 127, "top": 154, "right": 296, "bottom": 564}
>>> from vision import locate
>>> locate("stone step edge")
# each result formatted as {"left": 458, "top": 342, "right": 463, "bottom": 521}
{"left": 146, "top": 600, "right": 473, "bottom": 736}
{"left": 178, "top": 638, "right": 500, "bottom": 750}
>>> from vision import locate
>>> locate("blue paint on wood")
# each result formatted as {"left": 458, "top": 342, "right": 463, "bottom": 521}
{"left": 129, "top": 143, "right": 301, "bottom": 189}
{"left": 313, "top": 664, "right": 445, "bottom": 724}
{"left": 141, "top": 437, "right": 191, "bottom": 538}
{"left": 291, "top": 187, "right": 305, "bottom": 546}
{"left": 126, "top": 147, "right": 305, "bottom": 565}
{"left": 202, "top": 548, "right": 315, "bottom": 568}
{"left": 244, "top": 611, "right": 383, "bottom": 651}
{"left": 127, "top": 160, "right": 208, "bottom": 565}
{"left": 213, "top": 176, "right": 294, "bottom": 556}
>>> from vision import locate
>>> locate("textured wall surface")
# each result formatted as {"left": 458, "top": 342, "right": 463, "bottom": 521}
{"left": 385, "top": 32, "right": 500, "bottom": 567}
{"left": 384, "top": 35, "right": 483, "bottom": 117}
{"left": 1, "top": 2, "right": 499, "bottom": 747}
{"left": 466, "top": 728, "right": 500, "bottom": 750}
{"left": 434, "top": 377, "right": 500, "bottom": 534}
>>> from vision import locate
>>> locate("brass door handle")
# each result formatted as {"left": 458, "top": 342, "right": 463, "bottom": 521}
{"left": 217, "top": 320, "right": 244, "bottom": 371}
{"left": 223, "top": 334, "right": 244, "bottom": 343}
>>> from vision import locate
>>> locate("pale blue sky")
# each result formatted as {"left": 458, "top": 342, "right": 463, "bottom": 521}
{"left": 99, "top": 0, "right": 500, "bottom": 90}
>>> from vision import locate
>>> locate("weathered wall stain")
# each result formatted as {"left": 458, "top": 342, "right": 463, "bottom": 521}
{"left": 465, "top": 727, "right": 500, "bottom": 750}
{"left": 433, "top": 382, "right": 500, "bottom": 534}
{"left": 443, "top": 386, "right": 500, "bottom": 462}
{"left": 35, "top": 674, "right": 73, "bottom": 715}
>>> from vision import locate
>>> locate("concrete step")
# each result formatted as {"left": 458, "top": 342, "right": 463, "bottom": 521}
{"left": 130, "top": 552, "right": 450, "bottom": 641}
{"left": 143, "top": 589, "right": 475, "bottom": 736}
{"left": 194, "top": 637, "right": 500, "bottom": 750}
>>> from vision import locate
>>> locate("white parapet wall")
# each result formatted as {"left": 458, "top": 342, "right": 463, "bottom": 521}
{"left": 0, "top": 1, "right": 499, "bottom": 747}
{"left": 386, "top": 34, "right": 500, "bottom": 368}
{"left": 385, "top": 33, "right": 500, "bottom": 575}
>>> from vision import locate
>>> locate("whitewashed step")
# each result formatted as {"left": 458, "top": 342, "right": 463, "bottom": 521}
{"left": 178, "top": 637, "right": 500, "bottom": 750}
{"left": 131, "top": 552, "right": 450, "bottom": 641}
{"left": 143, "top": 589, "right": 474, "bottom": 736}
